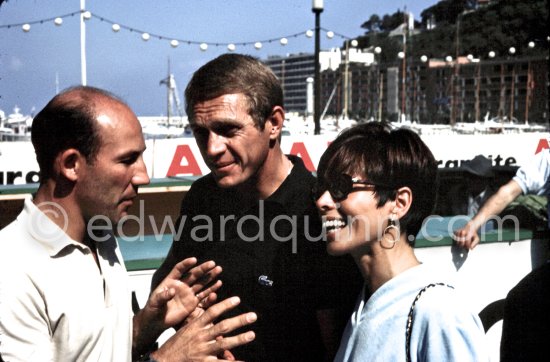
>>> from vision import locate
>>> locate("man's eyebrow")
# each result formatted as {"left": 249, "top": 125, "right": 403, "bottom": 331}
{"left": 116, "top": 147, "right": 145, "bottom": 160}
{"left": 193, "top": 119, "right": 242, "bottom": 129}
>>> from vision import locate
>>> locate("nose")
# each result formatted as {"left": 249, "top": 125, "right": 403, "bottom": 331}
{"left": 133, "top": 156, "right": 150, "bottom": 187}
{"left": 315, "top": 190, "right": 337, "bottom": 212}
{"left": 206, "top": 131, "right": 227, "bottom": 158}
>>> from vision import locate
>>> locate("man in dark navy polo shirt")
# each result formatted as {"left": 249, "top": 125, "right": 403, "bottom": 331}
{"left": 152, "top": 54, "right": 360, "bottom": 361}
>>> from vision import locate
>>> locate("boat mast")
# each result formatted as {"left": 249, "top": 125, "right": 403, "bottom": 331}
{"left": 167, "top": 58, "right": 172, "bottom": 125}
{"left": 160, "top": 59, "right": 184, "bottom": 126}
{"left": 80, "top": 0, "right": 87, "bottom": 85}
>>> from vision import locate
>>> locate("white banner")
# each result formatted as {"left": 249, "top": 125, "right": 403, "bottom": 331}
{"left": 1, "top": 133, "right": 548, "bottom": 185}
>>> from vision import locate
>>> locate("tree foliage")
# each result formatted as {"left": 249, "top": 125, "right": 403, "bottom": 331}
{"left": 356, "top": 0, "right": 548, "bottom": 61}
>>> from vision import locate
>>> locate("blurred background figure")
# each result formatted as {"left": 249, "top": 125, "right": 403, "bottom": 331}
{"left": 443, "top": 155, "right": 497, "bottom": 232}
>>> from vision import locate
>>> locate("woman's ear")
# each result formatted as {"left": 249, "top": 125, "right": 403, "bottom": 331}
{"left": 266, "top": 106, "right": 285, "bottom": 141}
{"left": 392, "top": 186, "right": 412, "bottom": 220}
{"left": 55, "top": 149, "right": 83, "bottom": 182}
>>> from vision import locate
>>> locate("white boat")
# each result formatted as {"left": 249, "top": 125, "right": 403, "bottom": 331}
{"left": 0, "top": 106, "right": 32, "bottom": 141}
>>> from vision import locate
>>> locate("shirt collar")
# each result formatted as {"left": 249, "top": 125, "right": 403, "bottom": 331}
{"left": 266, "top": 155, "right": 312, "bottom": 207}
{"left": 21, "top": 197, "right": 90, "bottom": 257}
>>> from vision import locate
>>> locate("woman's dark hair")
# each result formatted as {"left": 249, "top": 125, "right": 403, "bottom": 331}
{"left": 184, "top": 53, "right": 283, "bottom": 129}
{"left": 31, "top": 86, "right": 122, "bottom": 182}
{"left": 317, "top": 122, "right": 438, "bottom": 244}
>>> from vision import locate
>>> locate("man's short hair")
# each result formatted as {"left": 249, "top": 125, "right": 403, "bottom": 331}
{"left": 31, "top": 86, "right": 124, "bottom": 182}
{"left": 184, "top": 53, "right": 283, "bottom": 129}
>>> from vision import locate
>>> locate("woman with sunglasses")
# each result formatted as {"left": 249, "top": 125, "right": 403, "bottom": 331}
{"left": 315, "top": 122, "right": 487, "bottom": 361}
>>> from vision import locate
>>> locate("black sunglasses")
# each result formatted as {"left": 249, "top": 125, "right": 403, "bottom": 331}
{"left": 313, "top": 173, "right": 388, "bottom": 202}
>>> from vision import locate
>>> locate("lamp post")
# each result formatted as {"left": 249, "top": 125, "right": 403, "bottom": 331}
{"left": 306, "top": 77, "right": 314, "bottom": 117}
{"left": 450, "top": 10, "right": 474, "bottom": 126}
{"left": 312, "top": 0, "right": 323, "bottom": 134}
{"left": 508, "top": 47, "right": 516, "bottom": 122}
{"left": 417, "top": 55, "right": 429, "bottom": 123}
{"left": 342, "top": 39, "right": 357, "bottom": 121}
{"left": 525, "top": 41, "right": 535, "bottom": 124}
{"left": 489, "top": 50, "right": 505, "bottom": 123}
{"left": 398, "top": 51, "right": 405, "bottom": 123}
{"left": 375, "top": 46, "right": 383, "bottom": 122}
{"left": 473, "top": 56, "right": 481, "bottom": 123}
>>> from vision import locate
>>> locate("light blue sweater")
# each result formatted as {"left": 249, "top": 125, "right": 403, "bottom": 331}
{"left": 335, "top": 264, "right": 488, "bottom": 361}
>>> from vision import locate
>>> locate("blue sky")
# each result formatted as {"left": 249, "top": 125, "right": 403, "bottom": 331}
{"left": 0, "top": 0, "right": 439, "bottom": 116}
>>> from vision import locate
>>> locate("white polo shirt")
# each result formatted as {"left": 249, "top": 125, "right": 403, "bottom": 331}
{"left": 0, "top": 197, "right": 133, "bottom": 362}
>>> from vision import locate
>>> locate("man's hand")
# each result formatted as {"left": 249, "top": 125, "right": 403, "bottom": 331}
{"left": 150, "top": 258, "right": 223, "bottom": 328}
{"left": 453, "top": 221, "right": 480, "bottom": 250}
{"left": 453, "top": 179, "right": 523, "bottom": 250}
{"left": 133, "top": 258, "right": 222, "bottom": 356}
{"left": 151, "top": 296, "right": 257, "bottom": 362}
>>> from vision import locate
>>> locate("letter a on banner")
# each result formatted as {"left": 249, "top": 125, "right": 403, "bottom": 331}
{"left": 167, "top": 145, "right": 202, "bottom": 176}
{"left": 289, "top": 142, "right": 315, "bottom": 171}
{"left": 535, "top": 138, "right": 549, "bottom": 155}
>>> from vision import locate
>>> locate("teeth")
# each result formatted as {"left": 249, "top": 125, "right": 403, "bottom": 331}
{"left": 323, "top": 219, "right": 347, "bottom": 230}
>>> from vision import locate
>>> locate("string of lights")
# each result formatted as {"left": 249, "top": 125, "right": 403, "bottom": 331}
{"left": 0, "top": 10, "right": 82, "bottom": 28}
{"left": 1, "top": 9, "right": 355, "bottom": 51}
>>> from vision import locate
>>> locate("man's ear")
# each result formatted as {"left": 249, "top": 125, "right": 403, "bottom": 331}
{"left": 55, "top": 149, "right": 83, "bottom": 182}
{"left": 392, "top": 186, "right": 413, "bottom": 220}
{"left": 266, "top": 106, "right": 285, "bottom": 141}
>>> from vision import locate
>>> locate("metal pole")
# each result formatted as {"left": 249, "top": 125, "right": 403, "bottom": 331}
{"left": 313, "top": 8, "right": 322, "bottom": 135}
{"left": 509, "top": 63, "right": 515, "bottom": 122}
{"left": 451, "top": 17, "right": 460, "bottom": 127}
{"left": 451, "top": 10, "right": 473, "bottom": 126}
{"left": 342, "top": 40, "right": 349, "bottom": 120}
{"left": 378, "top": 73, "right": 384, "bottom": 122}
{"left": 498, "top": 63, "right": 505, "bottom": 122}
{"left": 281, "top": 60, "right": 286, "bottom": 94}
{"left": 524, "top": 61, "right": 532, "bottom": 124}
{"left": 167, "top": 59, "right": 172, "bottom": 124}
{"left": 80, "top": 0, "right": 87, "bottom": 86}
{"left": 474, "top": 62, "right": 480, "bottom": 122}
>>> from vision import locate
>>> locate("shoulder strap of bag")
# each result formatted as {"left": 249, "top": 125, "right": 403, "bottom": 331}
{"left": 406, "top": 283, "right": 454, "bottom": 362}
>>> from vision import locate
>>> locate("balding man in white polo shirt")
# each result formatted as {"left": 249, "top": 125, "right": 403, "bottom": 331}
{"left": 0, "top": 86, "right": 256, "bottom": 362}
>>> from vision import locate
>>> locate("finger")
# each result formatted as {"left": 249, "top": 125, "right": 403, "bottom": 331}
{"left": 208, "top": 312, "right": 257, "bottom": 340}
{"left": 165, "top": 257, "right": 198, "bottom": 281}
{"left": 469, "top": 236, "right": 480, "bottom": 250}
{"left": 222, "top": 348, "right": 236, "bottom": 361}
{"left": 190, "top": 266, "right": 223, "bottom": 294}
{"left": 182, "top": 261, "right": 218, "bottom": 286}
{"left": 195, "top": 280, "right": 223, "bottom": 302}
{"left": 458, "top": 237, "right": 473, "bottom": 249}
{"left": 182, "top": 261, "right": 222, "bottom": 285}
{"left": 452, "top": 229, "right": 464, "bottom": 240}
{"left": 216, "top": 346, "right": 236, "bottom": 361}
{"left": 452, "top": 232, "right": 465, "bottom": 245}
{"left": 151, "top": 286, "right": 175, "bottom": 308}
{"left": 213, "top": 330, "right": 256, "bottom": 354}
{"left": 215, "top": 336, "right": 235, "bottom": 360}
{"left": 199, "top": 292, "right": 219, "bottom": 310}
{"left": 197, "top": 297, "right": 241, "bottom": 326}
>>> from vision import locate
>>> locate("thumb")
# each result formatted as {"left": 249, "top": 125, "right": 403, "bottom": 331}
{"left": 150, "top": 286, "right": 175, "bottom": 309}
